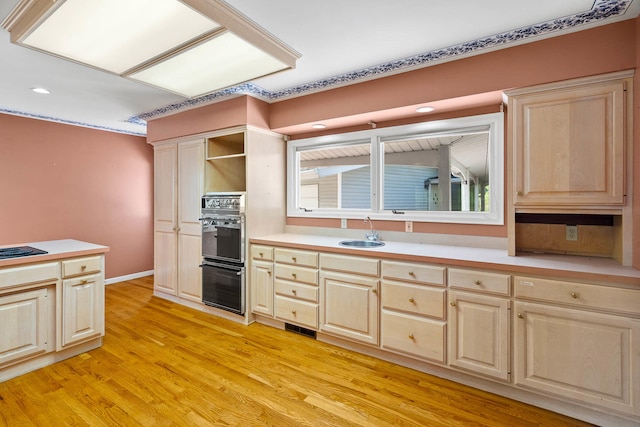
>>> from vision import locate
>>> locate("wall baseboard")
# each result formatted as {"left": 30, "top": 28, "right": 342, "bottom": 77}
{"left": 105, "top": 270, "right": 153, "bottom": 285}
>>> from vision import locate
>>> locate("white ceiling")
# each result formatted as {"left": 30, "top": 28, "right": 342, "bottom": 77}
{"left": 1, "top": 0, "right": 638, "bottom": 136}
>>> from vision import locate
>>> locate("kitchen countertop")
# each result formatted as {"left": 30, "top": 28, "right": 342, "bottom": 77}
{"left": 0, "top": 239, "right": 109, "bottom": 268}
{"left": 250, "top": 234, "right": 640, "bottom": 286}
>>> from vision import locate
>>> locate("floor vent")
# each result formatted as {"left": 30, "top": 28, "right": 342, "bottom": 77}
{"left": 285, "top": 323, "right": 317, "bottom": 339}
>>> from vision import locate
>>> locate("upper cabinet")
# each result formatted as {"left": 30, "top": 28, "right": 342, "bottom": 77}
{"left": 506, "top": 72, "right": 629, "bottom": 207}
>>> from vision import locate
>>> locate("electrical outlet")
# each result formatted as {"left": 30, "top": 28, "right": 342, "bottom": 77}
{"left": 341, "top": 218, "right": 347, "bottom": 229}
{"left": 405, "top": 221, "right": 413, "bottom": 233}
{"left": 566, "top": 225, "right": 578, "bottom": 241}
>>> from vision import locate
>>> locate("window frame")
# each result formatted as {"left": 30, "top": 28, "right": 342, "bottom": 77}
{"left": 287, "top": 112, "right": 504, "bottom": 225}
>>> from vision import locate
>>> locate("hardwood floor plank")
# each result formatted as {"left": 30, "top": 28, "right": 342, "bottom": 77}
{"left": 0, "top": 276, "right": 594, "bottom": 426}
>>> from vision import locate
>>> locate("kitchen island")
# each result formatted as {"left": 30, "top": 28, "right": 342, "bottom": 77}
{"left": 0, "top": 240, "right": 109, "bottom": 382}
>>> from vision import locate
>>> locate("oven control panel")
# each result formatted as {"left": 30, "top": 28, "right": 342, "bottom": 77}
{"left": 202, "top": 192, "right": 245, "bottom": 214}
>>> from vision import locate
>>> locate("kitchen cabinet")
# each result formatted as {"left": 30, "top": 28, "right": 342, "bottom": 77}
{"left": 513, "top": 275, "right": 640, "bottom": 417}
{"left": 381, "top": 260, "right": 446, "bottom": 363}
{"left": 320, "top": 254, "right": 380, "bottom": 346}
{"left": 274, "top": 248, "right": 319, "bottom": 329}
{"left": 153, "top": 139, "right": 204, "bottom": 303}
{"left": 507, "top": 73, "right": 628, "bottom": 207}
{"left": 447, "top": 268, "right": 510, "bottom": 381}
{"left": 250, "top": 245, "right": 274, "bottom": 316}
{"left": 59, "top": 256, "right": 104, "bottom": 348}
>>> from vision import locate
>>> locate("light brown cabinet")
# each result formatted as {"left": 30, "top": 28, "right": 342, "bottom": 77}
{"left": 250, "top": 245, "right": 274, "bottom": 316}
{"left": 273, "top": 248, "right": 319, "bottom": 329}
{"left": 507, "top": 74, "right": 627, "bottom": 207}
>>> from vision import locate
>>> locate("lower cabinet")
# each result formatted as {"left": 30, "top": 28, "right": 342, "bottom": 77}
{"left": 60, "top": 273, "right": 104, "bottom": 348}
{"left": 448, "top": 290, "right": 510, "bottom": 380}
{"left": 0, "top": 288, "right": 50, "bottom": 367}
{"left": 514, "top": 301, "right": 640, "bottom": 417}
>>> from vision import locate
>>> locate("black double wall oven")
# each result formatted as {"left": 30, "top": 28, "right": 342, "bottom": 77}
{"left": 200, "top": 193, "right": 246, "bottom": 315}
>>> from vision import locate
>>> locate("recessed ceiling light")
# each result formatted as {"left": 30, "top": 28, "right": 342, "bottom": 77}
{"left": 31, "top": 87, "right": 50, "bottom": 94}
{"left": 416, "top": 106, "right": 435, "bottom": 113}
{"left": 311, "top": 124, "right": 326, "bottom": 129}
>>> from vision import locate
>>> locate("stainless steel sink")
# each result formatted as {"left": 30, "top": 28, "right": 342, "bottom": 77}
{"left": 338, "top": 240, "right": 385, "bottom": 248}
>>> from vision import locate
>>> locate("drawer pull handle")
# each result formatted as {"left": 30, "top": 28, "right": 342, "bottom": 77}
{"left": 259, "top": 252, "right": 263, "bottom": 257}
{"left": 292, "top": 256, "right": 297, "bottom": 262}
{"left": 291, "top": 310, "right": 297, "bottom": 315}
{"left": 81, "top": 265, "right": 87, "bottom": 270}
{"left": 474, "top": 280, "right": 481, "bottom": 286}
{"left": 292, "top": 289, "right": 297, "bottom": 295}
{"left": 517, "top": 191, "right": 523, "bottom": 196}
{"left": 292, "top": 273, "right": 297, "bottom": 278}
{"left": 571, "top": 292, "right": 580, "bottom": 299}
{"left": 450, "top": 302, "right": 456, "bottom": 307}
{"left": 81, "top": 279, "right": 88, "bottom": 284}
{"left": 518, "top": 313, "right": 524, "bottom": 319}
{"left": 408, "top": 297, "right": 415, "bottom": 303}
{"left": 408, "top": 334, "right": 415, "bottom": 340}
{"left": 371, "top": 289, "right": 378, "bottom": 294}
{"left": 408, "top": 271, "right": 415, "bottom": 277}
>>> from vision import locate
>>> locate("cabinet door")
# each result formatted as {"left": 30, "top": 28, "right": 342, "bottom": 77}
{"left": 511, "top": 80, "right": 625, "bottom": 206}
{"left": 154, "top": 144, "right": 178, "bottom": 294}
{"left": 177, "top": 233, "right": 202, "bottom": 302}
{"left": 320, "top": 271, "right": 379, "bottom": 345}
{"left": 177, "top": 140, "right": 204, "bottom": 235}
{"left": 154, "top": 230, "right": 177, "bottom": 295}
{"left": 61, "top": 274, "right": 104, "bottom": 348}
{"left": 514, "top": 301, "right": 640, "bottom": 416}
{"left": 448, "top": 291, "right": 510, "bottom": 381}
{"left": 0, "top": 288, "right": 49, "bottom": 367}
{"left": 251, "top": 259, "right": 273, "bottom": 316}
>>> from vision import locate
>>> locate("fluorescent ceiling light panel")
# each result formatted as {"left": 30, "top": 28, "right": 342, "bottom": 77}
{"left": 130, "top": 32, "right": 288, "bottom": 97}
{"left": 2, "top": 0, "right": 300, "bottom": 98}
{"left": 22, "top": 0, "right": 219, "bottom": 74}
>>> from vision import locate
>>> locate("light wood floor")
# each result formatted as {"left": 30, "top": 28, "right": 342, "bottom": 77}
{"left": 0, "top": 276, "right": 593, "bottom": 426}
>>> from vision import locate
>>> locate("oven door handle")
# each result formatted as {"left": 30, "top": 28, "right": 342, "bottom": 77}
{"left": 199, "top": 262, "right": 244, "bottom": 273}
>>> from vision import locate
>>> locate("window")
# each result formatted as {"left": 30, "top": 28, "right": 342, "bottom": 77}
{"left": 287, "top": 113, "right": 504, "bottom": 225}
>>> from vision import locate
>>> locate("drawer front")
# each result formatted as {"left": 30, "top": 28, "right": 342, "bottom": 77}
{"left": 275, "top": 296, "right": 318, "bottom": 329}
{"left": 382, "top": 261, "right": 445, "bottom": 286}
{"left": 320, "top": 254, "right": 379, "bottom": 277}
{"left": 449, "top": 268, "right": 511, "bottom": 296}
{"left": 0, "top": 262, "right": 59, "bottom": 290}
{"left": 515, "top": 276, "right": 640, "bottom": 316}
{"left": 62, "top": 256, "right": 101, "bottom": 278}
{"left": 275, "top": 280, "right": 319, "bottom": 302}
{"left": 251, "top": 245, "right": 273, "bottom": 262}
{"left": 274, "top": 248, "right": 318, "bottom": 268}
{"left": 381, "top": 309, "right": 446, "bottom": 363}
{"left": 274, "top": 264, "right": 318, "bottom": 286}
{"left": 382, "top": 280, "right": 445, "bottom": 319}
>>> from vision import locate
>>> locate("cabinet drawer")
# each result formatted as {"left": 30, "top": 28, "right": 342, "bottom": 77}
{"left": 381, "top": 309, "right": 446, "bottom": 363}
{"left": 275, "top": 296, "right": 318, "bottom": 329}
{"left": 275, "top": 280, "right": 318, "bottom": 302}
{"left": 274, "top": 248, "right": 318, "bottom": 268}
{"left": 251, "top": 245, "right": 273, "bottom": 261}
{"left": 382, "top": 261, "right": 445, "bottom": 286}
{"left": 515, "top": 276, "right": 640, "bottom": 316}
{"left": 62, "top": 256, "right": 101, "bottom": 278}
{"left": 0, "top": 262, "right": 59, "bottom": 290}
{"left": 381, "top": 280, "right": 445, "bottom": 319}
{"left": 320, "top": 254, "right": 379, "bottom": 277}
{"left": 449, "top": 268, "right": 510, "bottom": 296}
{"left": 274, "top": 264, "right": 318, "bottom": 286}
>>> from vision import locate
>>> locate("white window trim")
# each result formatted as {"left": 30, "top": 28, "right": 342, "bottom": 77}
{"left": 287, "top": 112, "right": 504, "bottom": 225}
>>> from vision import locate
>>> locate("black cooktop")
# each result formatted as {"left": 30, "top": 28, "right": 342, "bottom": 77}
{"left": 0, "top": 246, "right": 48, "bottom": 260}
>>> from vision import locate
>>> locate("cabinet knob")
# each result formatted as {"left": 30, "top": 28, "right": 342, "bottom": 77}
{"left": 259, "top": 252, "right": 263, "bottom": 257}
{"left": 292, "top": 289, "right": 297, "bottom": 295}
{"left": 474, "top": 280, "right": 481, "bottom": 286}
{"left": 408, "top": 297, "right": 415, "bottom": 303}
{"left": 450, "top": 301, "right": 456, "bottom": 307}
{"left": 408, "top": 271, "right": 415, "bottom": 277}
{"left": 81, "top": 265, "right": 87, "bottom": 270}
{"left": 292, "top": 256, "right": 297, "bottom": 262}
{"left": 517, "top": 191, "right": 523, "bottom": 196}
{"left": 81, "top": 279, "right": 88, "bottom": 284}
{"left": 371, "top": 289, "right": 378, "bottom": 294}
{"left": 291, "top": 310, "right": 297, "bottom": 315}
{"left": 408, "top": 334, "right": 415, "bottom": 340}
{"left": 571, "top": 292, "right": 580, "bottom": 299}
{"left": 518, "top": 313, "right": 524, "bottom": 319}
{"left": 292, "top": 273, "right": 297, "bottom": 278}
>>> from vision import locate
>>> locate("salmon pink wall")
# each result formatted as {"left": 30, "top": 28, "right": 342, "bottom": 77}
{"left": 635, "top": 16, "right": 640, "bottom": 270}
{"left": 0, "top": 113, "right": 153, "bottom": 279}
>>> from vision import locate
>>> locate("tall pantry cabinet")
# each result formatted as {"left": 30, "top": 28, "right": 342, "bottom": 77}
{"left": 153, "top": 139, "right": 204, "bottom": 303}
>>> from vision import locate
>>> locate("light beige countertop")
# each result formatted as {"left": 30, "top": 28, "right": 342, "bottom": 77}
{"left": 0, "top": 239, "right": 109, "bottom": 269}
{"left": 250, "top": 234, "right": 640, "bottom": 286}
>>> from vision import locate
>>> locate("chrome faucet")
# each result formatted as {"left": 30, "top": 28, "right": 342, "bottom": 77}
{"left": 364, "top": 216, "right": 379, "bottom": 241}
